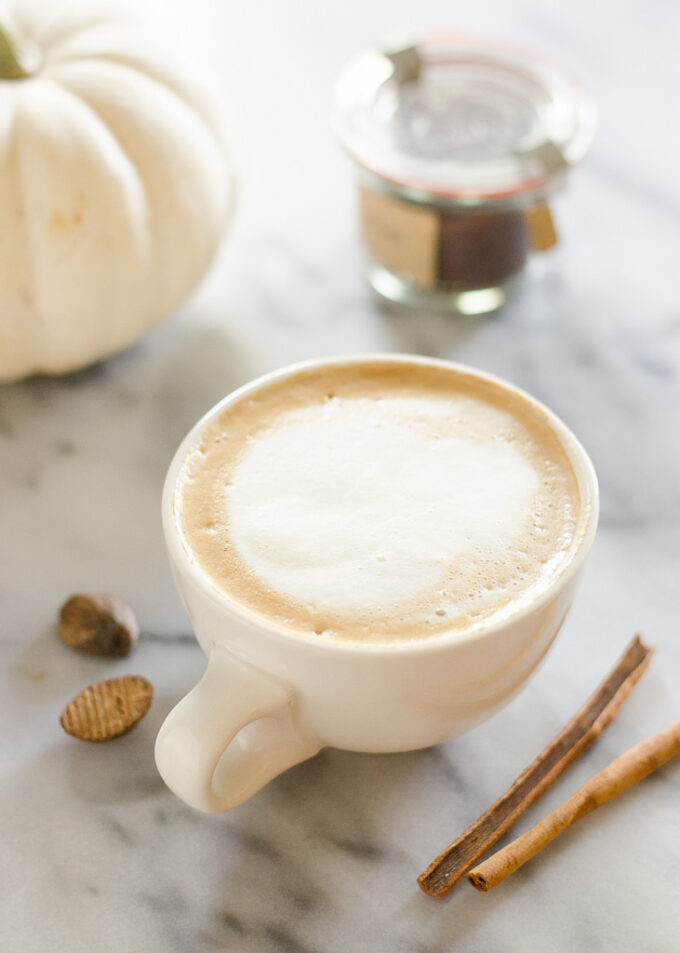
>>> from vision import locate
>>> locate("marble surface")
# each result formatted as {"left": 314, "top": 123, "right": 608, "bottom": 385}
{"left": 2, "top": 0, "right": 680, "bottom": 950}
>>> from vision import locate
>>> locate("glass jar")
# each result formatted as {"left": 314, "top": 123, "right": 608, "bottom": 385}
{"left": 334, "top": 35, "right": 596, "bottom": 314}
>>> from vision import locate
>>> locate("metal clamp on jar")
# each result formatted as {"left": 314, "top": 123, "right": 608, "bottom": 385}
{"left": 334, "top": 35, "right": 596, "bottom": 315}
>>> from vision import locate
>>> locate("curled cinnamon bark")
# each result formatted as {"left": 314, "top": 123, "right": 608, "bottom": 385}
{"left": 418, "top": 636, "right": 654, "bottom": 897}
{"left": 468, "top": 715, "right": 680, "bottom": 891}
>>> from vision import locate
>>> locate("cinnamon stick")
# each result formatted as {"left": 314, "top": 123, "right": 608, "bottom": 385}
{"left": 468, "top": 716, "right": 680, "bottom": 891}
{"left": 418, "top": 636, "right": 653, "bottom": 897}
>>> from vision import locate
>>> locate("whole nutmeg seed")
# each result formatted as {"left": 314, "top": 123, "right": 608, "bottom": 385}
{"left": 60, "top": 675, "right": 153, "bottom": 741}
{"left": 58, "top": 594, "right": 139, "bottom": 657}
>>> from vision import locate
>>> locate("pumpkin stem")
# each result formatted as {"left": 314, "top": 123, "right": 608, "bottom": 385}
{"left": 0, "top": 22, "right": 37, "bottom": 80}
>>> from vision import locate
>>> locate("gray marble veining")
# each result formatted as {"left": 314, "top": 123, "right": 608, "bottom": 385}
{"left": 1, "top": 0, "right": 679, "bottom": 950}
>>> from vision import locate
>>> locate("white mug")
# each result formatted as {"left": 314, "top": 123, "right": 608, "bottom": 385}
{"left": 155, "top": 355, "right": 599, "bottom": 812}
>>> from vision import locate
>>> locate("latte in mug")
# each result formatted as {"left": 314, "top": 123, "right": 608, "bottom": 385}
{"left": 175, "top": 360, "right": 588, "bottom": 644}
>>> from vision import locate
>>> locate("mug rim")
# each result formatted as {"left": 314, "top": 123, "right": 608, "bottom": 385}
{"left": 162, "top": 353, "right": 599, "bottom": 657}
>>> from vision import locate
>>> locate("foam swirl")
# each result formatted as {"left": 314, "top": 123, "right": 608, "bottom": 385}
{"left": 176, "top": 362, "right": 583, "bottom": 643}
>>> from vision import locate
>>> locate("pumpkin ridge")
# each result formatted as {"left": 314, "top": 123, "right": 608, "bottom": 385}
{"left": 1, "top": 92, "right": 44, "bottom": 380}
{"left": 52, "top": 58, "right": 231, "bottom": 309}
{"left": 45, "top": 41, "right": 226, "bottom": 149}
{"left": 38, "top": 75, "right": 152, "bottom": 255}
{"left": 11, "top": 78, "right": 153, "bottom": 376}
{"left": 50, "top": 54, "right": 232, "bottom": 206}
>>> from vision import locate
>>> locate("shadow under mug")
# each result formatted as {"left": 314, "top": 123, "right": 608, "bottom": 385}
{"left": 154, "top": 355, "right": 599, "bottom": 812}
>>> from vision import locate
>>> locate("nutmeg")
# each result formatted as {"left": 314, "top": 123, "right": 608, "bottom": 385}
{"left": 60, "top": 675, "right": 153, "bottom": 742}
{"left": 57, "top": 594, "right": 139, "bottom": 657}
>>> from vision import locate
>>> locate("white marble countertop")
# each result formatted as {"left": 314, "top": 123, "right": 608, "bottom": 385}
{"left": 2, "top": 0, "right": 679, "bottom": 950}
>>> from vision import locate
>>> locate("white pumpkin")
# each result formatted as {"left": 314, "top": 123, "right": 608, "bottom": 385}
{"left": 0, "top": 2, "right": 233, "bottom": 381}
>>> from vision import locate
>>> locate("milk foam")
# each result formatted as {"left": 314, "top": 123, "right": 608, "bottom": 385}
{"left": 227, "top": 398, "right": 538, "bottom": 613}
{"left": 176, "top": 363, "right": 583, "bottom": 643}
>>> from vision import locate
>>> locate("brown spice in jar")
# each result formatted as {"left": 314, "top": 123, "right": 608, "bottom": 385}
{"left": 359, "top": 185, "right": 538, "bottom": 293}
{"left": 436, "top": 208, "right": 529, "bottom": 290}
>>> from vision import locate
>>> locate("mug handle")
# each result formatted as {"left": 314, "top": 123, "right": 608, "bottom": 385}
{"left": 154, "top": 647, "right": 321, "bottom": 812}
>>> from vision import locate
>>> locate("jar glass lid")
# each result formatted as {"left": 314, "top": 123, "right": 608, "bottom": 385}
{"left": 334, "top": 34, "right": 596, "bottom": 200}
